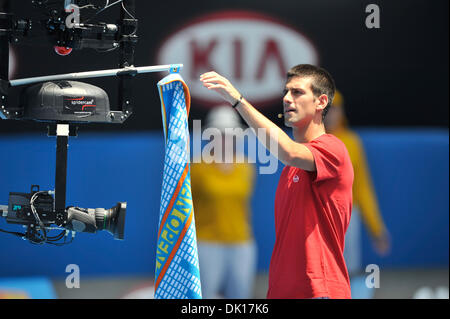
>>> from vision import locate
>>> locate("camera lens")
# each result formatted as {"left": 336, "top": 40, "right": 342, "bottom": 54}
{"left": 66, "top": 202, "right": 127, "bottom": 239}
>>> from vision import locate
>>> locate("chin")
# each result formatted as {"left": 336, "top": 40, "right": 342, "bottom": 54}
{"left": 284, "top": 114, "right": 300, "bottom": 127}
{"left": 283, "top": 120, "right": 293, "bottom": 128}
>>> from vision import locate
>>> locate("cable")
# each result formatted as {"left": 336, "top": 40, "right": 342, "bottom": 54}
{"left": 47, "top": 229, "right": 74, "bottom": 246}
{"left": 118, "top": 2, "right": 137, "bottom": 39}
{"left": 77, "top": 4, "right": 98, "bottom": 10}
{"left": 47, "top": 229, "right": 66, "bottom": 241}
{"left": 0, "top": 228, "right": 26, "bottom": 238}
{"left": 121, "top": 1, "right": 135, "bottom": 19}
{"left": 29, "top": 191, "right": 50, "bottom": 244}
{"left": 82, "top": 0, "right": 123, "bottom": 23}
{"left": 30, "top": 191, "right": 47, "bottom": 228}
{"left": 94, "top": 45, "right": 120, "bottom": 53}
{"left": 1, "top": 191, "right": 74, "bottom": 245}
{"left": 47, "top": 234, "right": 74, "bottom": 246}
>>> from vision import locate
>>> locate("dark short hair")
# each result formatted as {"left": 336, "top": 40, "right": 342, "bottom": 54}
{"left": 287, "top": 64, "right": 336, "bottom": 120}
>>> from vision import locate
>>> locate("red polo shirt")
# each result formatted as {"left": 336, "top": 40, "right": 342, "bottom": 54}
{"left": 267, "top": 134, "right": 353, "bottom": 299}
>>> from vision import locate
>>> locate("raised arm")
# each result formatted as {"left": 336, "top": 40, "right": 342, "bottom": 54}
{"left": 200, "top": 71, "right": 316, "bottom": 171}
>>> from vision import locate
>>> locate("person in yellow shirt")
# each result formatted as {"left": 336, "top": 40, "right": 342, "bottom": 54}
{"left": 324, "top": 90, "right": 391, "bottom": 298}
{"left": 191, "top": 106, "right": 256, "bottom": 299}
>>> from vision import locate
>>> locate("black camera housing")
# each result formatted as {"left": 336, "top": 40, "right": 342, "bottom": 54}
{"left": 2, "top": 185, "right": 127, "bottom": 242}
{"left": 0, "top": 1, "right": 135, "bottom": 244}
{"left": 5, "top": 185, "right": 64, "bottom": 227}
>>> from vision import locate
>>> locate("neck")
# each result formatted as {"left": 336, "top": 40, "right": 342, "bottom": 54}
{"left": 292, "top": 118, "right": 326, "bottom": 143}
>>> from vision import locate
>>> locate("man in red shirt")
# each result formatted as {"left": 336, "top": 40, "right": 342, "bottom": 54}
{"left": 200, "top": 64, "right": 354, "bottom": 299}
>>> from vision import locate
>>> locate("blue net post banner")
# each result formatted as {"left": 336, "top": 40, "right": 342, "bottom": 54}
{"left": 154, "top": 73, "right": 202, "bottom": 299}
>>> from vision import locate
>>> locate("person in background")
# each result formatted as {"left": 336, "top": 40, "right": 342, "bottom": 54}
{"left": 191, "top": 106, "right": 257, "bottom": 299}
{"left": 324, "top": 90, "right": 391, "bottom": 298}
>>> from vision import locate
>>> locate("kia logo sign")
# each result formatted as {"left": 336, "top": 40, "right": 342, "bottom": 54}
{"left": 157, "top": 11, "right": 319, "bottom": 109}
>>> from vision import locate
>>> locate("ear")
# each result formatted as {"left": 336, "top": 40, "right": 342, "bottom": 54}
{"left": 316, "top": 94, "right": 329, "bottom": 111}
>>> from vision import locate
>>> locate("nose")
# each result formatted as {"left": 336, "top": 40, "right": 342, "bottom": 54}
{"left": 283, "top": 90, "right": 292, "bottom": 105}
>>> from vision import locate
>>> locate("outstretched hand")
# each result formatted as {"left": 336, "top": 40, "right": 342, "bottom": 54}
{"left": 200, "top": 72, "right": 242, "bottom": 105}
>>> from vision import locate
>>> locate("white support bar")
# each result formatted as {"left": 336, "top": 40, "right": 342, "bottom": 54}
{"left": 9, "top": 64, "right": 183, "bottom": 87}
{"left": 56, "top": 124, "right": 70, "bottom": 137}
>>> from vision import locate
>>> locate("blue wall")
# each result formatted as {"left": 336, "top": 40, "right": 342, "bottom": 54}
{"left": 356, "top": 129, "right": 449, "bottom": 268}
{"left": 0, "top": 128, "right": 448, "bottom": 279}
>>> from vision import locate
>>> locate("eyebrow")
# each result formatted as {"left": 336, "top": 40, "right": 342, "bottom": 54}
{"left": 285, "top": 86, "right": 306, "bottom": 92}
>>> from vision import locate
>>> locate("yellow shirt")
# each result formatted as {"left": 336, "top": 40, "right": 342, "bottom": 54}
{"left": 333, "top": 129, "right": 386, "bottom": 237}
{"left": 191, "top": 161, "right": 255, "bottom": 243}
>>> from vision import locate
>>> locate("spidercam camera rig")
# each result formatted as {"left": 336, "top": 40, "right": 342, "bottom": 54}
{"left": 0, "top": 0, "right": 182, "bottom": 245}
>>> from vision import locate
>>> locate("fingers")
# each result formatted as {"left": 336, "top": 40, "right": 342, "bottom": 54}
{"left": 199, "top": 71, "right": 228, "bottom": 85}
{"left": 202, "top": 82, "right": 225, "bottom": 90}
{"left": 199, "top": 71, "right": 220, "bottom": 80}
{"left": 199, "top": 71, "right": 239, "bottom": 104}
{"left": 200, "top": 76, "right": 222, "bottom": 89}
